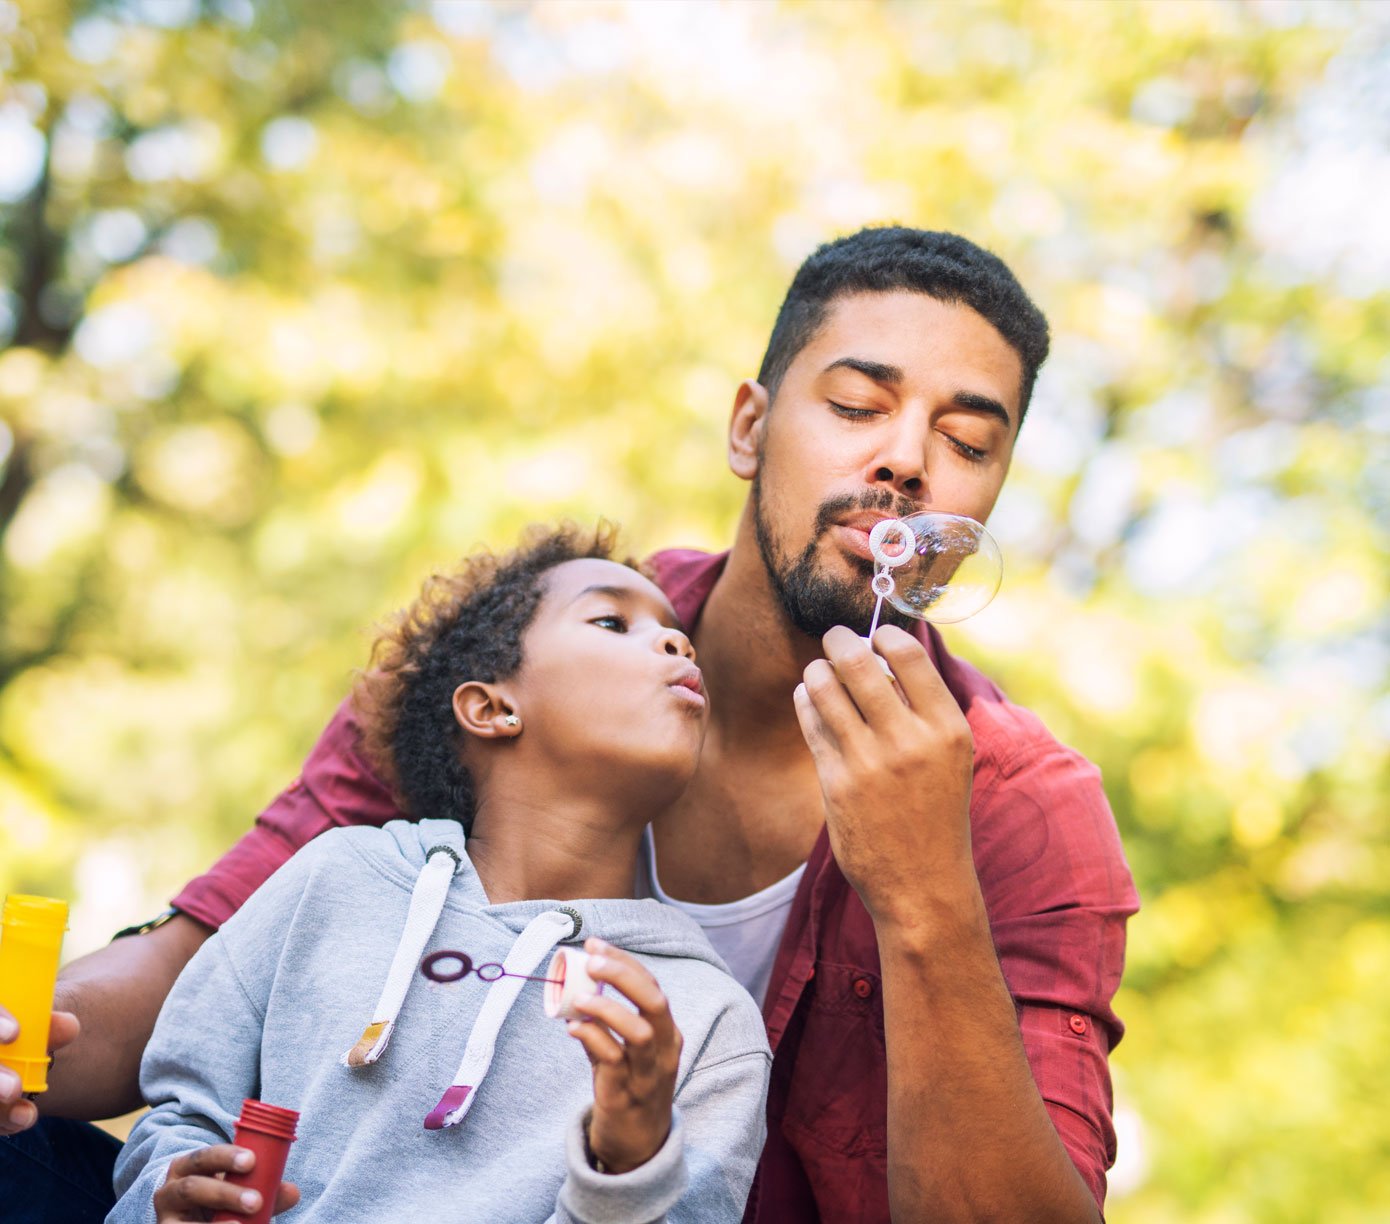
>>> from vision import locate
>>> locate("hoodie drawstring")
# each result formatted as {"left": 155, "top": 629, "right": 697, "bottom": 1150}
{"left": 342, "top": 844, "right": 462, "bottom": 1068}
{"left": 423, "top": 906, "right": 581, "bottom": 1131}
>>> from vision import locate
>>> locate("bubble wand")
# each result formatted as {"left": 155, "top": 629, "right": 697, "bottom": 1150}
{"left": 861, "top": 512, "right": 1003, "bottom": 643}
{"left": 866, "top": 518, "right": 917, "bottom": 641}
{"left": 421, "top": 947, "right": 606, "bottom": 1020}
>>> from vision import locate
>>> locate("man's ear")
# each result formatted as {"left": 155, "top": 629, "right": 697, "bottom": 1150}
{"left": 728, "top": 379, "right": 769, "bottom": 483}
{"left": 452, "top": 682, "right": 521, "bottom": 739}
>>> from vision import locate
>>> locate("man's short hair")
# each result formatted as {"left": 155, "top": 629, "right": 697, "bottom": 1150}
{"left": 757, "top": 226, "right": 1050, "bottom": 422}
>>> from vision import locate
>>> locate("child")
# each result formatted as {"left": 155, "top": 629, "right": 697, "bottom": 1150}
{"left": 109, "top": 524, "right": 771, "bottom": 1223}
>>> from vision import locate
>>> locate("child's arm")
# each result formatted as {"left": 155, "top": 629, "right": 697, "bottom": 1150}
{"left": 109, "top": 852, "right": 318, "bottom": 1223}
{"left": 108, "top": 935, "right": 297, "bottom": 1222}
{"left": 554, "top": 940, "right": 772, "bottom": 1224}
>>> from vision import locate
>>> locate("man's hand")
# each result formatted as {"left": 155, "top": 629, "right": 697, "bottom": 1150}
{"left": 798, "top": 624, "right": 1105, "bottom": 1223}
{"left": 793, "top": 624, "right": 976, "bottom": 923}
{"left": 153, "top": 1145, "right": 300, "bottom": 1222}
{"left": 34, "top": 912, "right": 213, "bottom": 1121}
{"left": 566, "top": 938, "right": 683, "bottom": 1175}
{"left": 0, "top": 1006, "right": 80, "bottom": 1135}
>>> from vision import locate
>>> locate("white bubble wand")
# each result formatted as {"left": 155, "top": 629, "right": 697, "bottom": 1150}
{"left": 859, "top": 513, "right": 1005, "bottom": 656}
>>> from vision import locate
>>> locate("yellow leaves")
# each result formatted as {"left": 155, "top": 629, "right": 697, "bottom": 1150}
{"left": 0, "top": 760, "right": 60, "bottom": 856}
{"left": 1231, "top": 792, "right": 1284, "bottom": 849}
{"left": 1127, "top": 750, "right": 1184, "bottom": 831}
{"left": 330, "top": 450, "right": 424, "bottom": 547}
{"left": 1289, "top": 564, "right": 1379, "bottom": 636}
{"left": 258, "top": 289, "right": 392, "bottom": 396}
{"left": 1191, "top": 682, "right": 1285, "bottom": 774}
{"left": 134, "top": 419, "right": 262, "bottom": 527}
{"left": 1132, "top": 870, "right": 1272, "bottom": 973}
{"left": 0, "top": 657, "right": 233, "bottom": 818}
{"left": 419, "top": 209, "right": 481, "bottom": 259}
{"left": 1072, "top": 282, "right": 1158, "bottom": 352}
{"left": 1056, "top": 624, "right": 1142, "bottom": 719}
{"left": 500, "top": 217, "right": 659, "bottom": 371}
{"left": 1277, "top": 826, "right": 1381, "bottom": 901}
{"left": 989, "top": 183, "right": 1066, "bottom": 241}
{"left": 1233, "top": 497, "right": 1386, "bottom": 643}
{"left": 1342, "top": 921, "right": 1390, "bottom": 994}
{"left": 260, "top": 400, "right": 321, "bottom": 458}
{"left": 0, "top": 347, "right": 47, "bottom": 400}
{"left": 3, "top": 462, "right": 111, "bottom": 569}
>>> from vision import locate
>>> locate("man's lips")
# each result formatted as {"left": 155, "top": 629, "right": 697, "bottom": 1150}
{"left": 830, "top": 517, "right": 889, "bottom": 561}
{"left": 830, "top": 511, "right": 918, "bottom": 562}
{"left": 837, "top": 511, "right": 897, "bottom": 533}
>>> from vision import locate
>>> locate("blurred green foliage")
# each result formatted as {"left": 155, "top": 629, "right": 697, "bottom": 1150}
{"left": 1, "top": 0, "right": 1387, "bottom": 1218}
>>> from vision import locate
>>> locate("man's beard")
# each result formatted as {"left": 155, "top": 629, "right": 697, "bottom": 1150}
{"left": 752, "top": 476, "right": 920, "bottom": 639}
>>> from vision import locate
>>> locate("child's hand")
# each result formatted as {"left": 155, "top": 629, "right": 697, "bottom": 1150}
{"left": 153, "top": 1144, "right": 300, "bottom": 1221}
{"left": 566, "top": 938, "right": 683, "bottom": 1174}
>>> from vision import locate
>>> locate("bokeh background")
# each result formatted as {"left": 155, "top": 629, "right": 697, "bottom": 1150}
{"left": 2, "top": 0, "right": 1387, "bottom": 1218}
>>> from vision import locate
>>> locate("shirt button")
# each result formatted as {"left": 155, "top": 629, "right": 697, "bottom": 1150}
{"left": 1069, "top": 1014, "right": 1088, "bottom": 1035}
{"left": 853, "top": 978, "right": 873, "bottom": 999}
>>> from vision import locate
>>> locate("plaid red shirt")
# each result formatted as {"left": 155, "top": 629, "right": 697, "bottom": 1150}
{"left": 173, "top": 549, "right": 1138, "bottom": 1220}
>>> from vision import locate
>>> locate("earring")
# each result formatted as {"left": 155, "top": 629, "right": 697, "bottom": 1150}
{"left": 503, "top": 714, "right": 521, "bottom": 729}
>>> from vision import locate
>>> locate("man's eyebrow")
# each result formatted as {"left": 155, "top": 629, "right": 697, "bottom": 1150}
{"left": 822, "top": 357, "right": 903, "bottom": 386}
{"left": 951, "top": 390, "right": 1014, "bottom": 430}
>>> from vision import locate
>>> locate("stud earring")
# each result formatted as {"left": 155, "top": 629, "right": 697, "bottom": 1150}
{"left": 503, "top": 714, "right": 521, "bottom": 729}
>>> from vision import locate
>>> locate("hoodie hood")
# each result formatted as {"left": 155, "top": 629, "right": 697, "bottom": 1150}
{"left": 367, "top": 818, "right": 734, "bottom": 970}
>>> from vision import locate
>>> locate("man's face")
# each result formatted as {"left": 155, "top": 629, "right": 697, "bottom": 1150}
{"left": 748, "top": 291, "right": 1023, "bottom": 637}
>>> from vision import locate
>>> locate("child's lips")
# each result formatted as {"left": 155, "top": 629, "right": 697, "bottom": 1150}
{"left": 668, "top": 667, "right": 707, "bottom": 706}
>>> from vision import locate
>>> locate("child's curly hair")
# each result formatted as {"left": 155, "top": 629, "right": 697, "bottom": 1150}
{"left": 354, "top": 521, "right": 634, "bottom": 834}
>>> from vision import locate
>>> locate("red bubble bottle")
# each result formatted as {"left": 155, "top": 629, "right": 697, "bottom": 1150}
{"left": 212, "top": 1098, "right": 299, "bottom": 1224}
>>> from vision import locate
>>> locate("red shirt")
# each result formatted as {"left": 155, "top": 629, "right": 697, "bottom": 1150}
{"left": 173, "top": 549, "right": 1138, "bottom": 1220}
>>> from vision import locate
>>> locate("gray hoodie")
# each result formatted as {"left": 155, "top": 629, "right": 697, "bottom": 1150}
{"left": 109, "top": 819, "right": 771, "bottom": 1223}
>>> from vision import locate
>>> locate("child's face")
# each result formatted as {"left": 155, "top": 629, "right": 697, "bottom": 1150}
{"left": 508, "top": 559, "right": 708, "bottom": 803}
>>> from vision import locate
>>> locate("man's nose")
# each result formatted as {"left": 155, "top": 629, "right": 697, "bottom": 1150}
{"left": 868, "top": 418, "right": 928, "bottom": 500}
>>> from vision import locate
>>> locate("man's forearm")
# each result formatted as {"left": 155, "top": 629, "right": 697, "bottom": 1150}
{"left": 41, "top": 914, "right": 212, "bottom": 1120}
{"left": 877, "top": 881, "right": 1101, "bottom": 1224}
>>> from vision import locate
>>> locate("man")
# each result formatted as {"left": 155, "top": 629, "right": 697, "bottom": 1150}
{"left": 2, "top": 227, "right": 1137, "bottom": 1222}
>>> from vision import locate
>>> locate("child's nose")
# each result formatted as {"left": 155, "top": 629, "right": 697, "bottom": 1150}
{"left": 659, "top": 630, "right": 695, "bottom": 661}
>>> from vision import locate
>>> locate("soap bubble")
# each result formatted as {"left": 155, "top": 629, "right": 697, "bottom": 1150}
{"left": 867, "top": 513, "right": 1002, "bottom": 624}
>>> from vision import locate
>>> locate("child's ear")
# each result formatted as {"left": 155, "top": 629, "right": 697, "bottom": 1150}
{"left": 452, "top": 683, "right": 522, "bottom": 739}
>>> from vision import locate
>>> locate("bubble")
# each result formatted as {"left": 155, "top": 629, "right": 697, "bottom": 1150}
{"left": 867, "top": 513, "right": 1002, "bottom": 624}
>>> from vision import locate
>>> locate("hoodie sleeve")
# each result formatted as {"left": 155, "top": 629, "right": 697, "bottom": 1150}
{"left": 108, "top": 848, "right": 320, "bottom": 1224}
{"left": 555, "top": 1042, "right": 772, "bottom": 1223}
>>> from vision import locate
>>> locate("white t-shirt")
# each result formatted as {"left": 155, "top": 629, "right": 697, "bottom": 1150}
{"left": 636, "top": 828, "right": 806, "bottom": 1009}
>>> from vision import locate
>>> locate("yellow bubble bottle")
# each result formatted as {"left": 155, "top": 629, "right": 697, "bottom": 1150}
{"left": 0, "top": 895, "right": 68, "bottom": 1093}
